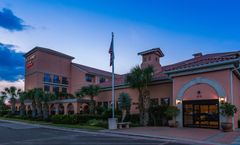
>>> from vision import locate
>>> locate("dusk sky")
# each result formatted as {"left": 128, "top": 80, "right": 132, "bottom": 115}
{"left": 0, "top": 0, "right": 240, "bottom": 91}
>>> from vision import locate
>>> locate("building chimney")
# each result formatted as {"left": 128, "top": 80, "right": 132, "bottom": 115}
{"left": 193, "top": 52, "right": 202, "bottom": 58}
{"left": 138, "top": 48, "right": 164, "bottom": 73}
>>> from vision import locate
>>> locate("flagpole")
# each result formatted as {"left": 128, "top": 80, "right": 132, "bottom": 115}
{"left": 111, "top": 32, "right": 115, "bottom": 119}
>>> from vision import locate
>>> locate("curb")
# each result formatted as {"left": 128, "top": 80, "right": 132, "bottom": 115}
{"left": 100, "top": 130, "right": 226, "bottom": 145}
{"left": 0, "top": 119, "right": 100, "bottom": 135}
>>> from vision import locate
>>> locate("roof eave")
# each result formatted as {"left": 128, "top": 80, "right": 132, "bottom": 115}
{"left": 164, "top": 58, "right": 240, "bottom": 75}
{"left": 24, "top": 47, "right": 75, "bottom": 60}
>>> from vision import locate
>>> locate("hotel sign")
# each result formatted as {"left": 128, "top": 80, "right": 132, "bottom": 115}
{"left": 26, "top": 55, "right": 35, "bottom": 69}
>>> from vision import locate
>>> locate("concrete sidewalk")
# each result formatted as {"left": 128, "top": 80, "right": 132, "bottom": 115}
{"left": 101, "top": 127, "right": 240, "bottom": 145}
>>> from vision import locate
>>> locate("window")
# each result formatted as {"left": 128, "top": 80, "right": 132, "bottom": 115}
{"left": 43, "top": 73, "right": 51, "bottom": 82}
{"left": 62, "top": 77, "right": 68, "bottom": 85}
{"left": 53, "top": 75, "right": 60, "bottom": 83}
{"left": 150, "top": 98, "right": 159, "bottom": 106}
{"left": 53, "top": 86, "right": 59, "bottom": 94}
{"left": 44, "top": 85, "right": 50, "bottom": 92}
{"left": 99, "top": 77, "right": 106, "bottom": 83}
{"left": 62, "top": 87, "right": 67, "bottom": 93}
{"left": 161, "top": 98, "right": 170, "bottom": 105}
{"left": 85, "top": 74, "right": 94, "bottom": 82}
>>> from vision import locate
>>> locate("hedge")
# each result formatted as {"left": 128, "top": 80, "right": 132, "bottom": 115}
{"left": 51, "top": 114, "right": 105, "bottom": 124}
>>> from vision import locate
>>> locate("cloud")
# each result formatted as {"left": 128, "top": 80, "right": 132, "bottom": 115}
{"left": 0, "top": 8, "right": 29, "bottom": 31}
{"left": 0, "top": 43, "right": 24, "bottom": 81}
{"left": 0, "top": 79, "right": 24, "bottom": 92}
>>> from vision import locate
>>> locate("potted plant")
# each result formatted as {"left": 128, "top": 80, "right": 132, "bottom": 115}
{"left": 165, "top": 106, "right": 180, "bottom": 127}
{"left": 220, "top": 102, "right": 237, "bottom": 132}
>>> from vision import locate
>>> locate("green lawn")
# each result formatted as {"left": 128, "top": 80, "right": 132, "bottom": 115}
{"left": 0, "top": 117, "right": 105, "bottom": 131}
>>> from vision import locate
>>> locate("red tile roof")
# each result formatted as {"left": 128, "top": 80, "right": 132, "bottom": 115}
{"left": 100, "top": 75, "right": 126, "bottom": 88}
{"left": 163, "top": 51, "right": 240, "bottom": 72}
{"left": 100, "top": 51, "right": 240, "bottom": 88}
{"left": 72, "top": 63, "right": 121, "bottom": 78}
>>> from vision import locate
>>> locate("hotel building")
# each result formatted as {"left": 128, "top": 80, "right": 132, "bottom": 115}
{"left": 21, "top": 46, "right": 240, "bottom": 129}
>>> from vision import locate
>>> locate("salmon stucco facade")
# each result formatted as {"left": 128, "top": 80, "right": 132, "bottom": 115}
{"left": 18, "top": 46, "right": 240, "bottom": 130}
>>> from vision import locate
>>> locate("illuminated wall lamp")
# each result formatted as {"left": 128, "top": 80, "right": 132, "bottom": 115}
{"left": 176, "top": 99, "right": 182, "bottom": 105}
{"left": 220, "top": 97, "right": 226, "bottom": 104}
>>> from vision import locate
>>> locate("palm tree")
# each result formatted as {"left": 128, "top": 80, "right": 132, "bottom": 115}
{"left": 26, "top": 89, "right": 37, "bottom": 118}
{"left": 126, "top": 65, "right": 153, "bottom": 126}
{"left": 33, "top": 88, "right": 44, "bottom": 118}
{"left": 42, "top": 92, "right": 56, "bottom": 119}
{"left": 19, "top": 91, "right": 27, "bottom": 116}
{"left": 3, "top": 86, "right": 21, "bottom": 114}
{"left": 0, "top": 91, "right": 7, "bottom": 113}
{"left": 76, "top": 85, "right": 100, "bottom": 114}
{"left": 118, "top": 92, "right": 132, "bottom": 122}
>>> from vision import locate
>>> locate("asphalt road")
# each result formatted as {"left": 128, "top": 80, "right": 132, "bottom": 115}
{"left": 0, "top": 121, "right": 190, "bottom": 145}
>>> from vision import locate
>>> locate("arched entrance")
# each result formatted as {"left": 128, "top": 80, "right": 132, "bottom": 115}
{"left": 176, "top": 77, "right": 226, "bottom": 129}
{"left": 80, "top": 103, "right": 89, "bottom": 114}
{"left": 50, "top": 104, "right": 56, "bottom": 115}
{"left": 58, "top": 104, "right": 64, "bottom": 115}
{"left": 67, "top": 103, "right": 74, "bottom": 114}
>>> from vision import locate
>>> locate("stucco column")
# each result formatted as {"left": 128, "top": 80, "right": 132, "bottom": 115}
{"left": 63, "top": 103, "right": 68, "bottom": 115}
{"left": 72, "top": 102, "right": 80, "bottom": 114}
{"left": 176, "top": 101, "right": 183, "bottom": 127}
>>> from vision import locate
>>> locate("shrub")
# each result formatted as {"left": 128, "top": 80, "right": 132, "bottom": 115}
{"left": 78, "top": 114, "right": 103, "bottom": 124}
{"left": 51, "top": 114, "right": 106, "bottom": 124}
{"left": 238, "top": 120, "right": 240, "bottom": 128}
{"left": 220, "top": 102, "right": 237, "bottom": 117}
{"left": 51, "top": 114, "right": 79, "bottom": 124}
{"left": 128, "top": 114, "right": 139, "bottom": 123}
{"left": 165, "top": 106, "right": 180, "bottom": 119}
{"left": 101, "top": 109, "right": 121, "bottom": 120}
{"left": 149, "top": 104, "right": 168, "bottom": 126}
{"left": 95, "top": 106, "right": 106, "bottom": 115}
{"left": 87, "top": 119, "right": 108, "bottom": 128}
{"left": 0, "top": 110, "right": 9, "bottom": 117}
{"left": 3, "top": 113, "right": 15, "bottom": 118}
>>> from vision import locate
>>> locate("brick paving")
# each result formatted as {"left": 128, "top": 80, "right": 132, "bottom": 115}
{"left": 103, "top": 127, "right": 240, "bottom": 145}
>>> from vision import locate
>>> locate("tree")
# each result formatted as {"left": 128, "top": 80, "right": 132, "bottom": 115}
{"left": 33, "top": 88, "right": 45, "bottom": 118}
{"left": 19, "top": 91, "right": 27, "bottom": 116}
{"left": 3, "top": 86, "right": 21, "bottom": 114}
{"left": 126, "top": 65, "right": 154, "bottom": 126}
{"left": 0, "top": 91, "right": 8, "bottom": 114}
{"left": 76, "top": 85, "right": 100, "bottom": 114}
{"left": 42, "top": 92, "right": 56, "bottom": 119}
{"left": 118, "top": 92, "right": 132, "bottom": 122}
{"left": 26, "top": 89, "right": 37, "bottom": 118}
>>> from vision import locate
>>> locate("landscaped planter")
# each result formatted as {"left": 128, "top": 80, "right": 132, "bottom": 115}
{"left": 220, "top": 102, "right": 237, "bottom": 132}
{"left": 221, "top": 122, "right": 233, "bottom": 132}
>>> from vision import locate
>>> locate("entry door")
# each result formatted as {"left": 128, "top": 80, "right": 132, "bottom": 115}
{"left": 183, "top": 99, "right": 219, "bottom": 129}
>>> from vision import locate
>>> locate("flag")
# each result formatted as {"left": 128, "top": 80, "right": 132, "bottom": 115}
{"left": 109, "top": 32, "right": 114, "bottom": 66}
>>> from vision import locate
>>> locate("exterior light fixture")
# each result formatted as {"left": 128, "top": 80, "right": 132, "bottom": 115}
{"left": 220, "top": 97, "right": 226, "bottom": 104}
{"left": 176, "top": 99, "right": 182, "bottom": 105}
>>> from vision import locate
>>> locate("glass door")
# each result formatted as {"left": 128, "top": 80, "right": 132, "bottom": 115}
{"left": 183, "top": 100, "right": 219, "bottom": 129}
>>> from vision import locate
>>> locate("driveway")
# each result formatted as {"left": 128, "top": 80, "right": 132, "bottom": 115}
{"left": 0, "top": 121, "right": 190, "bottom": 145}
